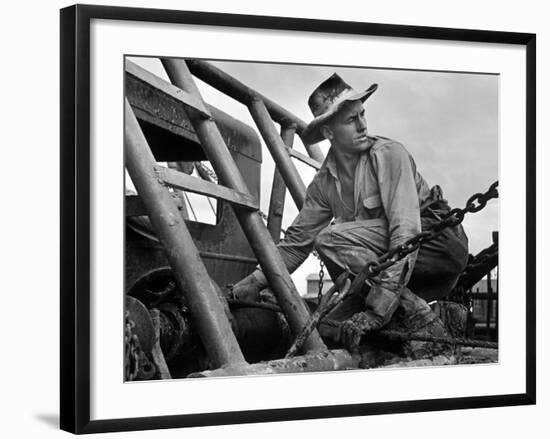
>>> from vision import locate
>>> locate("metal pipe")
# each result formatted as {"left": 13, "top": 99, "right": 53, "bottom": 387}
{"left": 186, "top": 59, "right": 325, "bottom": 163}
{"left": 199, "top": 251, "right": 257, "bottom": 265}
{"left": 286, "top": 147, "right": 322, "bottom": 170}
{"left": 492, "top": 230, "right": 499, "bottom": 342}
{"left": 250, "top": 101, "right": 306, "bottom": 210}
{"left": 161, "top": 59, "right": 326, "bottom": 353}
{"left": 466, "top": 292, "right": 498, "bottom": 300}
{"left": 486, "top": 274, "right": 493, "bottom": 340}
{"left": 189, "top": 349, "right": 358, "bottom": 377}
{"left": 458, "top": 243, "right": 498, "bottom": 291}
{"left": 267, "top": 125, "right": 294, "bottom": 242}
{"left": 124, "top": 99, "right": 246, "bottom": 368}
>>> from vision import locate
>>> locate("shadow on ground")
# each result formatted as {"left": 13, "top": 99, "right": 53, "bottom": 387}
{"left": 34, "top": 413, "right": 58, "bottom": 429}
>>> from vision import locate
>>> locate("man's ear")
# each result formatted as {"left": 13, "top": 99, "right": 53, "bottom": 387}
{"left": 320, "top": 125, "right": 333, "bottom": 141}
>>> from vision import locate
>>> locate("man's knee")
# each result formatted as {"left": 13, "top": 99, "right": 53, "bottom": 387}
{"left": 442, "top": 239, "right": 469, "bottom": 277}
{"left": 313, "top": 226, "right": 331, "bottom": 254}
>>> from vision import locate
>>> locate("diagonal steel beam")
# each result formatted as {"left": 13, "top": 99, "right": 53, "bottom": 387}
{"left": 186, "top": 59, "right": 325, "bottom": 163}
{"left": 161, "top": 58, "right": 326, "bottom": 353}
{"left": 249, "top": 99, "right": 306, "bottom": 210}
{"left": 125, "top": 99, "right": 246, "bottom": 368}
{"left": 267, "top": 125, "right": 295, "bottom": 243}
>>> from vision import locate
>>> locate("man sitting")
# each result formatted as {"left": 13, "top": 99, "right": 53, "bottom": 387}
{"left": 232, "top": 73, "right": 469, "bottom": 354}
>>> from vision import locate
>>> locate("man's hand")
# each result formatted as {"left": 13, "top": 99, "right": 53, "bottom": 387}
{"left": 230, "top": 270, "right": 267, "bottom": 302}
{"left": 259, "top": 288, "right": 277, "bottom": 305}
{"left": 338, "top": 310, "right": 385, "bottom": 352}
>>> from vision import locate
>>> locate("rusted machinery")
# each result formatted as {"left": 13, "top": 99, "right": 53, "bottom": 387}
{"left": 125, "top": 58, "right": 355, "bottom": 380}
{"left": 124, "top": 59, "right": 498, "bottom": 381}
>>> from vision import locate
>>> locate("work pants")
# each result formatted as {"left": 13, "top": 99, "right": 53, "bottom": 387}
{"left": 313, "top": 208, "right": 469, "bottom": 310}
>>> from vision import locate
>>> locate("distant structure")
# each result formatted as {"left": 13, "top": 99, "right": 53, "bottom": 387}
{"left": 469, "top": 276, "right": 498, "bottom": 326}
{"left": 305, "top": 272, "right": 334, "bottom": 299}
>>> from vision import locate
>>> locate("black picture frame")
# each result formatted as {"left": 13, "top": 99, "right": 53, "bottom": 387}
{"left": 60, "top": 4, "right": 536, "bottom": 434}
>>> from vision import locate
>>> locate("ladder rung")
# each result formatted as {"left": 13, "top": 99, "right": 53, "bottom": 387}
{"left": 125, "top": 59, "right": 211, "bottom": 119}
{"left": 155, "top": 165, "right": 259, "bottom": 211}
{"left": 286, "top": 147, "right": 322, "bottom": 170}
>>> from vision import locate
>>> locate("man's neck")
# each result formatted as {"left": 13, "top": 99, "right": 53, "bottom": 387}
{"left": 332, "top": 148, "right": 360, "bottom": 178}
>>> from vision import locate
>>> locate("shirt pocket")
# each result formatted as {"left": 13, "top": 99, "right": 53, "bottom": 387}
{"left": 362, "top": 194, "right": 384, "bottom": 219}
{"left": 363, "top": 194, "right": 382, "bottom": 209}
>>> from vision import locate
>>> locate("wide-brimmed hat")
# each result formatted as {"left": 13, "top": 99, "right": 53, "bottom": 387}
{"left": 301, "top": 73, "right": 378, "bottom": 145}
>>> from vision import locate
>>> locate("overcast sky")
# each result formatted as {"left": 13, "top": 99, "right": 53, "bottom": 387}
{"left": 129, "top": 57, "right": 499, "bottom": 295}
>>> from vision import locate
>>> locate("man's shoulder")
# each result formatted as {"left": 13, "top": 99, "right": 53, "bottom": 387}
{"left": 313, "top": 149, "right": 336, "bottom": 180}
{"left": 305, "top": 159, "right": 331, "bottom": 194}
{"left": 369, "top": 135, "right": 405, "bottom": 151}
{"left": 368, "top": 136, "right": 410, "bottom": 159}
{"left": 310, "top": 163, "right": 331, "bottom": 187}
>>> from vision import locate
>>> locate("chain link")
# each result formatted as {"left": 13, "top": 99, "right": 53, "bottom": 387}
{"left": 287, "top": 183, "right": 498, "bottom": 356}
{"left": 194, "top": 168, "right": 501, "bottom": 286}
{"left": 363, "top": 181, "right": 498, "bottom": 280}
{"left": 317, "top": 259, "right": 325, "bottom": 303}
{"left": 321, "top": 319, "right": 499, "bottom": 349}
{"left": 194, "top": 161, "right": 219, "bottom": 183}
{"left": 124, "top": 311, "right": 141, "bottom": 381}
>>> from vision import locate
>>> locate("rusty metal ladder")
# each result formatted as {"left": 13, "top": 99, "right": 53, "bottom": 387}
{"left": 185, "top": 60, "right": 324, "bottom": 243}
{"left": 125, "top": 59, "right": 330, "bottom": 374}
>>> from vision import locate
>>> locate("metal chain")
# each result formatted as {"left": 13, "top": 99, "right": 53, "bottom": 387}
{"left": 124, "top": 311, "right": 141, "bottom": 381}
{"left": 195, "top": 170, "right": 500, "bottom": 283}
{"left": 321, "top": 319, "right": 499, "bottom": 349}
{"left": 286, "top": 181, "right": 499, "bottom": 357}
{"left": 194, "top": 161, "right": 218, "bottom": 183}
{"left": 124, "top": 311, "right": 157, "bottom": 381}
{"left": 317, "top": 259, "right": 325, "bottom": 303}
{"left": 362, "top": 181, "right": 498, "bottom": 280}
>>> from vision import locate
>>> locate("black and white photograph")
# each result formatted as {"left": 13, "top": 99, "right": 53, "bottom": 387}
{"left": 56, "top": 4, "right": 537, "bottom": 434}
{"left": 123, "top": 56, "right": 500, "bottom": 381}
{"left": 2, "top": 0, "right": 547, "bottom": 436}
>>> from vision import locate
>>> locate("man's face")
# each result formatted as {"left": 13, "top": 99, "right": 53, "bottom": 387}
{"left": 322, "top": 100, "right": 370, "bottom": 154}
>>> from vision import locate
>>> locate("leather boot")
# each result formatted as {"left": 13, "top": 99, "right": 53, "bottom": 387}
{"left": 337, "top": 285, "right": 401, "bottom": 351}
{"left": 387, "top": 287, "right": 453, "bottom": 359}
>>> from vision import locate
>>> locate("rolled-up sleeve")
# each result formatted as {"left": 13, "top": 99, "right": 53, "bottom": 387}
{"left": 371, "top": 142, "right": 421, "bottom": 290}
{"left": 277, "top": 179, "right": 333, "bottom": 273}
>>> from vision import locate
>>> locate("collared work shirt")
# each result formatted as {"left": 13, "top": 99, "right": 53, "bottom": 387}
{"left": 278, "top": 135, "right": 432, "bottom": 291}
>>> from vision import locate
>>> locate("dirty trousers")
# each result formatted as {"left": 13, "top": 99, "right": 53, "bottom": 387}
{"left": 313, "top": 215, "right": 469, "bottom": 307}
